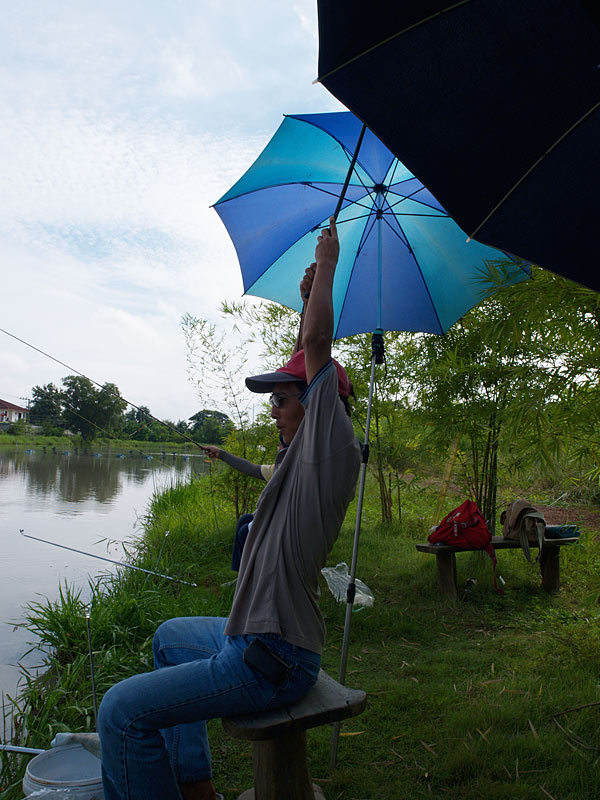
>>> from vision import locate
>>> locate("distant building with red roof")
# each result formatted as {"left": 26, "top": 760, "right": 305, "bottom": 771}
{"left": 0, "top": 399, "right": 29, "bottom": 424}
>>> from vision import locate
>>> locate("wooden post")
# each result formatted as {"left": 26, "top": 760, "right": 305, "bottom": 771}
{"left": 236, "top": 729, "right": 325, "bottom": 799}
{"left": 436, "top": 551, "right": 458, "bottom": 600}
{"left": 540, "top": 546, "right": 560, "bottom": 592}
{"left": 254, "top": 730, "right": 311, "bottom": 799}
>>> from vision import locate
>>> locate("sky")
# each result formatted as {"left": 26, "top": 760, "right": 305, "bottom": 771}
{"left": 0, "top": 1, "right": 343, "bottom": 422}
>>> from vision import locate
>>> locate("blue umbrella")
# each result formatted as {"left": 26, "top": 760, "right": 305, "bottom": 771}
{"left": 213, "top": 111, "right": 529, "bottom": 338}
{"left": 213, "top": 111, "right": 529, "bottom": 766}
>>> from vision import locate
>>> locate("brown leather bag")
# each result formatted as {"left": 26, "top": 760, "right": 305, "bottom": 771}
{"left": 500, "top": 499, "right": 546, "bottom": 563}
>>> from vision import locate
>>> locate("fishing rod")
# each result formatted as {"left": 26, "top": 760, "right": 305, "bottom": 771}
{"left": 0, "top": 325, "right": 206, "bottom": 451}
{"left": 33, "top": 398, "right": 154, "bottom": 457}
{"left": 20, "top": 530, "right": 198, "bottom": 588}
{"left": 0, "top": 744, "right": 45, "bottom": 755}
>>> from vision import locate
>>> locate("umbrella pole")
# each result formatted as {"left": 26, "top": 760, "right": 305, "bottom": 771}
{"left": 333, "top": 123, "right": 366, "bottom": 221}
{"left": 330, "top": 330, "right": 384, "bottom": 769}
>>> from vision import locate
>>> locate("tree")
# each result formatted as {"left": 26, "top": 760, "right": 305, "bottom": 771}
{"left": 183, "top": 267, "right": 600, "bottom": 527}
{"left": 122, "top": 406, "right": 152, "bottom": 440}
{"left": 96, "top": 383, "right": 127, "bottom": 436}
{"left": 408, "top": 267, "right": 600, "bottom": 529}
{"left": 189, "top": 409, "right": 233, "bottom": 445}
{"left": 181, "top": 312, "right": 280, "bottom": 517}
{"left": 61, "top": 376, "right": 126, "bottom": 440}
{"left": 29, "top": 383, "right": 64, "bottom": 433}
{"left": 333, "top": 331, "right": 423, "bottom": 524}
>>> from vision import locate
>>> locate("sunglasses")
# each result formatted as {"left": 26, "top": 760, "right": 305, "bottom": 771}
{"left": 269, "top": 392, "right": 300, "bottom": 408}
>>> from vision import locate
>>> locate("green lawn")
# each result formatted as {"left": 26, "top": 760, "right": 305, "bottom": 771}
{"left": 2, "top": 477, "right": 599, "bottom": 799}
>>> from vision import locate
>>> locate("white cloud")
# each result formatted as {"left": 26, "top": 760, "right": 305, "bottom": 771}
{"left": 0, "top": 0, "right": 342, "bottom": 420}
{"left": 158, "top": 38, "right": 247, "bottom": 100}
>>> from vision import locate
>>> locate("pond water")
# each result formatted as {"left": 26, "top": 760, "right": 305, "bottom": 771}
{"left": 0, "top": 444, "right": 206, "bottom": 705}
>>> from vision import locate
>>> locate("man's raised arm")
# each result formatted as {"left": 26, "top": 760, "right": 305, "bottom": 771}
{"left": 301, "top": 216, "right": 339, "bottom": 385}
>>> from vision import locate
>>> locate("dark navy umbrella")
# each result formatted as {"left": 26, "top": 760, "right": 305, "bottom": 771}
{"left": 316, "top": 0, "right": 600, "bottom": 290}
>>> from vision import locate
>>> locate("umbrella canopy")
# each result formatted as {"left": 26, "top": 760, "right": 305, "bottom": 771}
{"left": 316, "top": 0, "right": 600, "bottom": 291}
{"left": 214, "top": 112, "right": 529, "bottom": 338}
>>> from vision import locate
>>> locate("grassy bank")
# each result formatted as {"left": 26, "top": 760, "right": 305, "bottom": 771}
{"left": 0, "top": 433, "right": 201, "bottom": 453}
{"left": 1, "top": 477, "right": 599, "bottom": 799}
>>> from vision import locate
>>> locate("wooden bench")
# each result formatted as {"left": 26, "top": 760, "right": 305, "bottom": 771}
{"left": 222, "top": 670, "right": 367, "bottom": 800}
{"left": 416, "top": 535, "right": 579, "bottom": 600}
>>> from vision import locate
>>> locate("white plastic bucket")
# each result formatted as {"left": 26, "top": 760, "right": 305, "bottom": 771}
{"left": 22, "top": 743, "right": 104, "bottom": 799}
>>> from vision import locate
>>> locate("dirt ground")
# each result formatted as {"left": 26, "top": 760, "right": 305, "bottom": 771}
{"left": 535, "top": 503, "right": 600, "bottom": 533}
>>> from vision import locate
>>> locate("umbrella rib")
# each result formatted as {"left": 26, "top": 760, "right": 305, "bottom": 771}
{"left": 292, "top": 114, "right": 393, "bottom": 190}
{"left": 469, "top": 98, "right": 600, "bottom": 242}
{"left": 386, "top": 159, "right": 402, "bottom": 189}
{"left": 214, "top": 180, "right": 366, "bottom": 206}
{"left": 378, "top": 171, "right": 416, "bottom": 247}
{"left": 356, "top": 212, "right": 380, "bottom": 255}
{"left": 381, "top": 169, "right": 450, "bottom": 218}
{"left": 314, "top": 0, "right": 474, "bottom": 85}
{"left": 333, "top": 145, "right": 383, "bottom": 210}
{"left": 339, "top": 212, "right": 378, "bottom": 226}
{"left": 306, "top": 182, "right": 357, "bottom": 202}
{"left": 386, "top": 209, "right": 449, "bottom": 217}
{"left": 355, "top": 205, "right": 409, "bottom": 255}
{"left": 376, "top": 204, "right": 446, "bottom": 333}
{"left": 306, "top": 182, "right": 375, "bottom": 214}
{"left": 378, "top": 209, "right": 410, "bottom": 249}
{"left": 336, "top": 223, "right": 376, "bottom": 331}
{"left": 386, "top": 185, "right": 447, "bottom": 215}
{"left": 217, "top": 180, "right": 374, "bottom": 220}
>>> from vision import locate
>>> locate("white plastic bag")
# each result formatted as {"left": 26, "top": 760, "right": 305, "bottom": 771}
{"left": 321, "top": 562, "right": 374, "bottom": 607}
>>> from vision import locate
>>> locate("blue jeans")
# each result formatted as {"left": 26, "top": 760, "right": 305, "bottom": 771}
{"left": 98, "top": 616, "right": 321, "bottom": 800}
{"left": 231, "top": 513, "right": 253, "bottom": 572}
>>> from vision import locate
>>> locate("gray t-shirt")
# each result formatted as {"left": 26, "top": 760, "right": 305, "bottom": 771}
{"left": 224, "top": 360, "right": 361, "bottom": 654}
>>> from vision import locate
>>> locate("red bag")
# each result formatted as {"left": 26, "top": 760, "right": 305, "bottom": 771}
{"left": 428, "top": 500, "right": 491, "bottom": 550}
{"left": 428, "top": 500, "right": 503, "bottom": 593}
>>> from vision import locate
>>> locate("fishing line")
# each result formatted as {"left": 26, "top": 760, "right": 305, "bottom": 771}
{"left": 46, "top": 399, "right": 150, "bottom": 456}
{"left": 20, "top": 530, "right": 197, "bottom": 587}
{"left": 25, "top": 396, "right": 179, "bottom": 461}
{"left": 85, "top": 612, "right": 98, "bottom": 728}
{"left": 0, "top": 325, "right": 204, "bottom": 451}
{"left": 2, "top": 321, "right": 226, "bottom": 588}
{"left": 143, "top": 529, "right": 170, "bottom": 590}
{"left": 153, "top": 530, "right": 170, "bottom": 572}
{"left": 207, "top": 458, "right": 220, "bottom": 534}
{"left": 25, "top": 397, "right": 152, "bottom": 453}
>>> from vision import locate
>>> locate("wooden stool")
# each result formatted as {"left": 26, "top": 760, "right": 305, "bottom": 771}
{"left": 222, "top": 670, "right": 366, "bottom": 800}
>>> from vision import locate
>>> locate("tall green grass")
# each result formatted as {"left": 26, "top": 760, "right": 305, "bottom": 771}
{"left": 1, "top": 475, "right": 599, "bottom": 799}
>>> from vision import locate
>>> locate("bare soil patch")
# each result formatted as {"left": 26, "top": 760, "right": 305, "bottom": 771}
{"left": 535, "top": 503, "right": 600, "bottom": 533}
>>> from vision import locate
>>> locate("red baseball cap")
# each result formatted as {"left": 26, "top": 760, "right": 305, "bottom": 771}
{"left": 245, "top": 349, "right": 352, "bottom": 397}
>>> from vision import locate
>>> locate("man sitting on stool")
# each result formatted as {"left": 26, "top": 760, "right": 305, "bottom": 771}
{"left": 98, "top": 217, "right": 360, "bottom": 800}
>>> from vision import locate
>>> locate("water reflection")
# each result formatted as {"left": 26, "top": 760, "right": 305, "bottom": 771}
{"left": 0, "top": 445, "right": 207, "bottom": 701}
{"left": 1, "top": 448, "right": 203, "bottom": 507}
